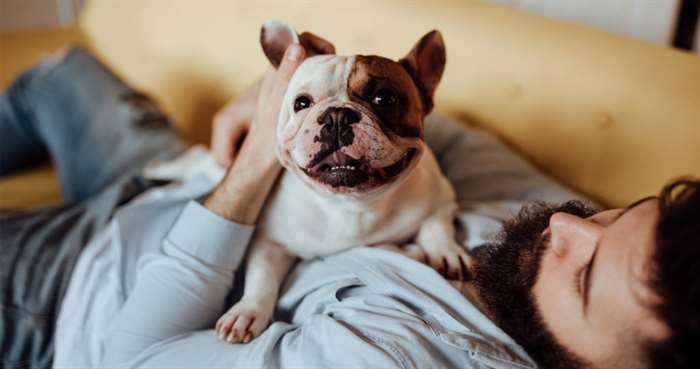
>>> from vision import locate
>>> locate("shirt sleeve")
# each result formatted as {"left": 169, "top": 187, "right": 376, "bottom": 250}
{"left": 100, "top": 200, "right": 254, "bottom": 367}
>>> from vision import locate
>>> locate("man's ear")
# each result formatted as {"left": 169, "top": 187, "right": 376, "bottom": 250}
{"left": 261, "top": 20, "right": 335, "bottom": 69}
{"left": 399, "top": 30, "right": 446, "bottom": 114}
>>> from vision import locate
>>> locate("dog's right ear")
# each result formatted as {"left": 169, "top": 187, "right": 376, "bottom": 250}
{"left": 299, "top": 31, "right": 336, "bottom": 56}
{"left": 261, "top": 20, "right": 335, "bottom": 68}
{"left": 399, "top": 30, "right": 446, "bottom": 114}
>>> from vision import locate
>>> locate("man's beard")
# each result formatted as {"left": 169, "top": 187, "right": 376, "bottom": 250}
{"left": 471, "top": 201, "right": 598, "bottom": 369}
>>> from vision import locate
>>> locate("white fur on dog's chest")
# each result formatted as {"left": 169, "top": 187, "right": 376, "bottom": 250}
{"left": 259, "top": 149, "right": 455, "bottom": 259}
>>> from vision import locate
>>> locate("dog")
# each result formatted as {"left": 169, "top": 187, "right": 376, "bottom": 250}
{"left": 215, "top": 20, "right": 471, "bottom": 343}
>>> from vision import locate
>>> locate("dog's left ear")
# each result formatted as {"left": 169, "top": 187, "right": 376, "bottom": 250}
{"left": 261, "top": 20, "right": 335, "bottom": 68}
{"left": 399, "top": 30, "right": 446, "bottom": 114}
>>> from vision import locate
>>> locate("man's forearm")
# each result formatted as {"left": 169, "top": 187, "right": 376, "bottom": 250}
{"left": 100, "top": 201, "right": 255, "bottom": 367}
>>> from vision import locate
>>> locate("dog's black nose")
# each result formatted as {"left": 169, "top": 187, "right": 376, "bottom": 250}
{"left": 318, "top": 107, "right": 360, "bottom": 127}
{"left": 316, "top": 107, "right": 359, "bottom": 149}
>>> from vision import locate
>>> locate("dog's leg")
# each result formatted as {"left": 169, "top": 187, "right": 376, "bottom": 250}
{"left": 416, "top": 203, "right": 473, "bottom": 281}
{"left": 215, "top": 235, "right": 296, "bottom": 344}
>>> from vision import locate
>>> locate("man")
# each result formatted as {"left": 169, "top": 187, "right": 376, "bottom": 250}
{"left": 0, "top": 46, "right": 697, "bottom": 369}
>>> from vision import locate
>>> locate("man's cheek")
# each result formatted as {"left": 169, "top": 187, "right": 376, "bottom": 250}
{"left": 533, "top": 254, "right": 585, "bottom": 341}
{"left": 534, "top": 263, "right": 618, "bottom": 365}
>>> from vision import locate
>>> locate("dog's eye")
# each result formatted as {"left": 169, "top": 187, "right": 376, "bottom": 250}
{"left": 294, "top": 95, "right": 313, "bottom": 112}
{"left": 372, "top": 89, "right": 397, "bottom": 106}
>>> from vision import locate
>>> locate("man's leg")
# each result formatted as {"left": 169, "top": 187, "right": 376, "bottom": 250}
{"left": 0, "top": 47, "right": 186, "bottom": 203}
{"left": 0, "top": 48, "right": 187, "bottom": 368}
{"left": 0, "top": 61, "right": 52, "bottom": 175}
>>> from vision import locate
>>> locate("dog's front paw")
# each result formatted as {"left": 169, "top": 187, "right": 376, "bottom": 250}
{"left": 418, "top": 241, "right": 473, "bottom": 281}
{"left": 215, "top": 298, "right": 274, "bottom": 344}
{"left": 375, "top": 243, "right": 430, "bottom": 264}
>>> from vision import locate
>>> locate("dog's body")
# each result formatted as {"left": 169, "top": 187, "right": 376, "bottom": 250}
{"left": 261, "top": 146, "right": 456, "bottom": 259}
{"left": 216, "top": 22, "right": 470, "bottom": 343}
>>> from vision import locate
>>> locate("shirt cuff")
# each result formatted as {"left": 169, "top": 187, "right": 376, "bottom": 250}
{"left": 165, "top": 200, "right": 254, "bottom": 270}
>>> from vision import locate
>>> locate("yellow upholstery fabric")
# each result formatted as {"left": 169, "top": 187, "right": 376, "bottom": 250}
{"left": 1, "top": 0, "right": 699, "bottom": 208}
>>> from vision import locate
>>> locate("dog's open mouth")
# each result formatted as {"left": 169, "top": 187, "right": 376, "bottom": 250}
{"left": 301, "top": 148, "right": 417, "bottom": 188}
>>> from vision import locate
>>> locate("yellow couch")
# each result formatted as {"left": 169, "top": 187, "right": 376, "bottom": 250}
{"left": 1, "top": 0, "right": 699, "bottom": 208}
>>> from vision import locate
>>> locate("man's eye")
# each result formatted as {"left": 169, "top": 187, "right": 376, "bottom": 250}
{"left": 294, "top": 95, "right": 313, "bottom": 112}
{"left": 372, "top": 89, "right": 397, "bottom": 106}
{"left": 574, "top": 265, "right": 586, "bottom": 297}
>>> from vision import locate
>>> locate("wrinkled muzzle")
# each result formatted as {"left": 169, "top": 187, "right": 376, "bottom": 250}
{"left": 285, "top": 103, "right": 421, "bottom": 192}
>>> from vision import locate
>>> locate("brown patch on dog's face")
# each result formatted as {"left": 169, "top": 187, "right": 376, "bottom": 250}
{"left": 347, "top": 55, "right": 425, "bottom": 138}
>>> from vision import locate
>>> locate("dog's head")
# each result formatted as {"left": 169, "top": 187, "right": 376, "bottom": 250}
{"left": 261, "top": 20, "right": 446, "bottom": 198}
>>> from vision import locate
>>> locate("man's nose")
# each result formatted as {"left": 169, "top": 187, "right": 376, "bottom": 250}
{"left": 318, "top": 107, "right": 361, "bottom": 127}
{"left": 548, "top": 213, "right": 603, "bottom": 260}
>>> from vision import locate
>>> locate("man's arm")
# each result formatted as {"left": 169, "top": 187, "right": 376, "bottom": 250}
{"left": 100, "top": 44, "right": 306, "bottom": 367}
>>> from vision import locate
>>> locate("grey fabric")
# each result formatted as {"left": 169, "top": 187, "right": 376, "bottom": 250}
{"left": 422, "top": 115, "right": 592, "bottom": 247}
{"left": 0, "top": 48, "right": 185, "bottom": 369}
{"left": 423, "top": 115, "right": 587, "bottom": 207}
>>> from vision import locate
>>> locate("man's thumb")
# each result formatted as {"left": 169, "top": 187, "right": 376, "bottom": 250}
{"left": 277, "top": 44, "right": 305, "bottom": 79}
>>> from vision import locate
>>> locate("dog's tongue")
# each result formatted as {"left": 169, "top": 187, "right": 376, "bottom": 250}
{"left": 331, "top": 151, "right": 346, "bottom": 165}
{"left": 314, "top": 150, "right": 361, "bottom": 169}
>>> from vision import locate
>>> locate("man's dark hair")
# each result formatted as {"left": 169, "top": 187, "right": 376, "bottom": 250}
{"left": 647, "top": 178, "right": 700, "bottom": 369}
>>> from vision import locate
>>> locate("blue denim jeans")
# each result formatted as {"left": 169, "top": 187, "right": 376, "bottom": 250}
{"left": 0, "top": 48, "right": 187, "bottom": 368}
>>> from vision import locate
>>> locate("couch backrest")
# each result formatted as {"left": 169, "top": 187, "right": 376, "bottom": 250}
{"left": 79, "top": 0, "right": 700, "bottom": 207}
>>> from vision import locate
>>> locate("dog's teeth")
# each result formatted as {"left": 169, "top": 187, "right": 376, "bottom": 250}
{"left": 329, "top": 165, "right": 357, "bottom": 171}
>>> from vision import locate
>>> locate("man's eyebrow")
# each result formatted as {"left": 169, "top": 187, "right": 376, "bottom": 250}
{"left": 612, "top": 196, "right": 658, "bottom": 222}
{"left": 584, "top": 196, "right": 658, "bottom": 313}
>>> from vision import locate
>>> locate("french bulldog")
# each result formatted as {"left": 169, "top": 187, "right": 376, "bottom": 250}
{"left": 215, "top": 20, "right": 471, "bottom": 343}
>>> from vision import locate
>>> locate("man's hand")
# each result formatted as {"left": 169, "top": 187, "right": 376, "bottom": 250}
{"left": 204, "top": 44, "right": 306, "bottom": 224}
{"left": 210, "top": 49, "right": 302, "bottom": 167}
{"left": 210, "top": 82, "right": 258, "bottom": 167}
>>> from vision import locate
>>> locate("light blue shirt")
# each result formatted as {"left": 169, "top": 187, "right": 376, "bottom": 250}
{"left": 54, "top": 114, "right": 586, "bottom": 369}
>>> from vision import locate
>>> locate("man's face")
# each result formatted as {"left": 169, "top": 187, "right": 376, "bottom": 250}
{"left": 536, "top": 198, "right": 669, "bottom": 366}
{"left": 472, "top": 199, "right": 669, "bottom": 369}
